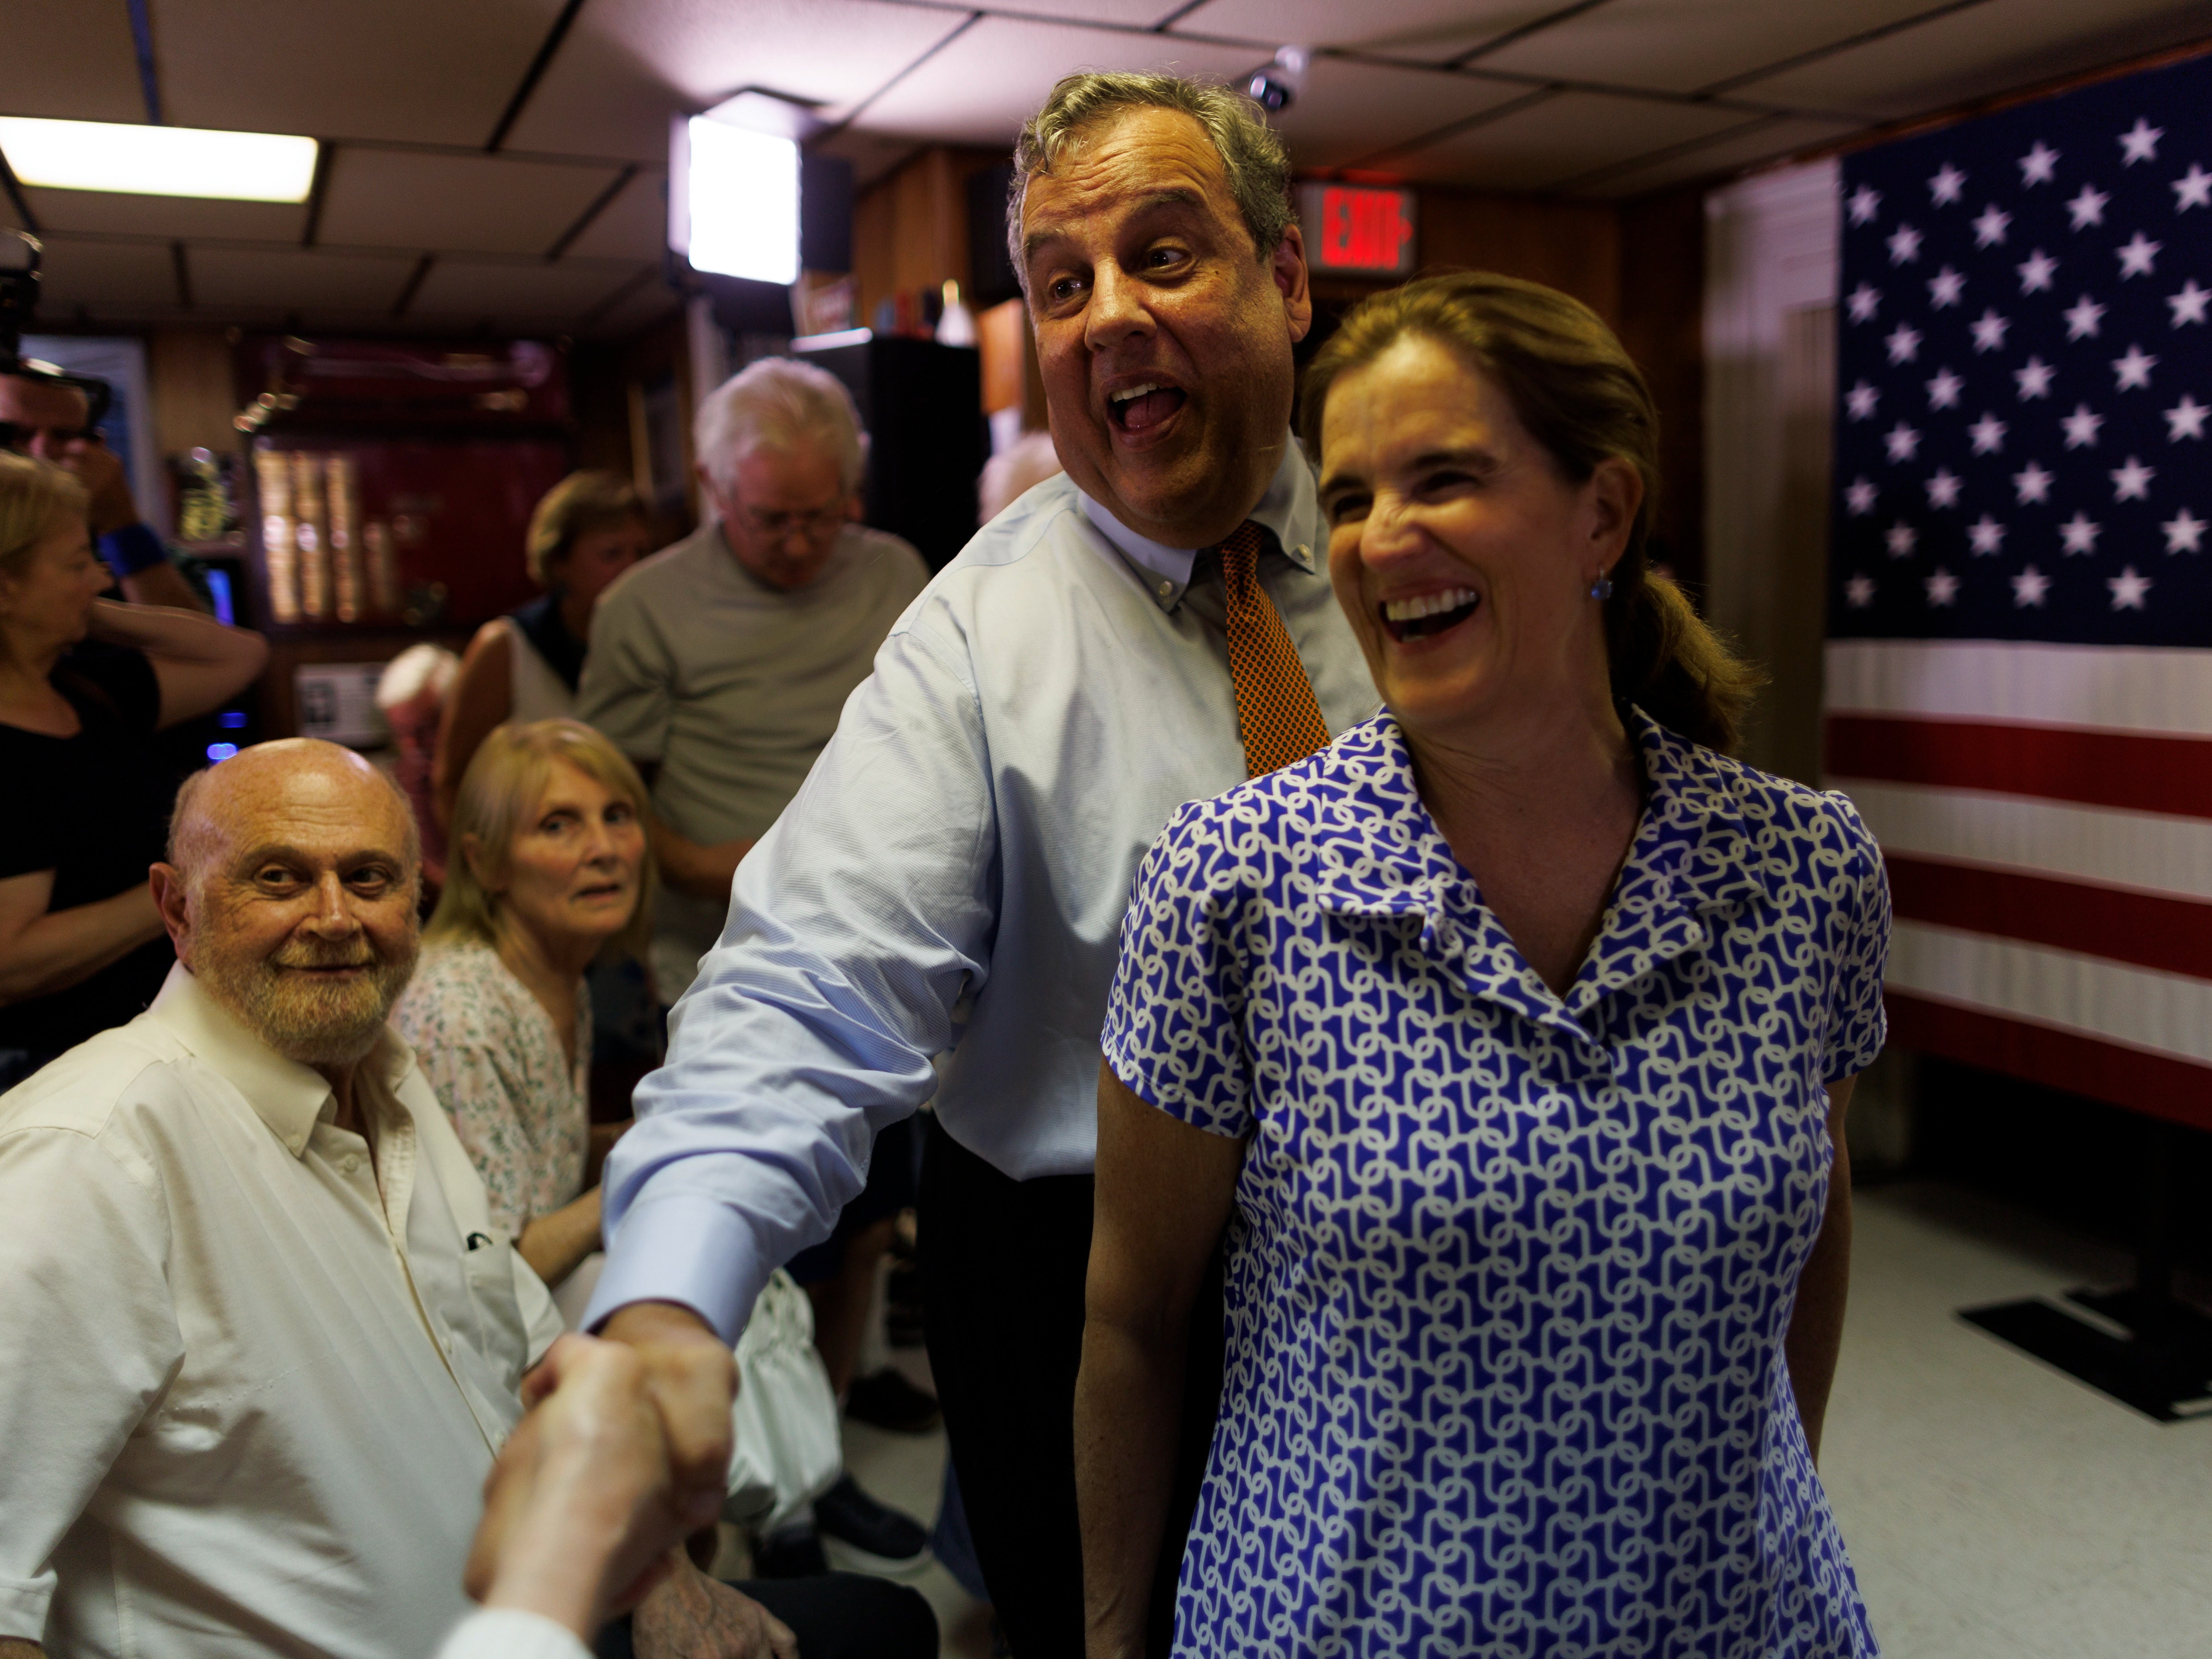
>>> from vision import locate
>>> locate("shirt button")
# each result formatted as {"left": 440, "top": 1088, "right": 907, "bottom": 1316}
{"left": 1157, "top": 579, "right": 1174, "bottom": 597}
{"left": 341, "top": 1154, "right": 362, "bottom": 1174}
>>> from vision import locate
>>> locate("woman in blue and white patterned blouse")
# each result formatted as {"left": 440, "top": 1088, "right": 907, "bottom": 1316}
{"left": 1076, "top": 272, "right": 1890, "bottom": 1659}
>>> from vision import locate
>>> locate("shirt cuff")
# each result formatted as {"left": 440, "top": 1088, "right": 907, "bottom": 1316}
{"left": 582, "top": 1191, "right": 771, "bottom": 1346}
{"left": 435, "top": 1608, "right": 593, "bottom": 1659}
{"left": 0, "top": 1574, "right": 53, "bottom": 1646}
{"left": 98, "top": 522, "right": 168, "bottom": 576}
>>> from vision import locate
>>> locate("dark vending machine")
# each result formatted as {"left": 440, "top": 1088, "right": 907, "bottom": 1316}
{"left": 234, "top": 336, "right": 573, "bottom": 737}
{"left": 794, "top": 335, "right": 987, "bottom": 571}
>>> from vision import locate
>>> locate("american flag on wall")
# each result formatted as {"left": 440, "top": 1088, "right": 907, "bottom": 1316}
{"left": 1827, "top": 51, "right": 2212, "bottom": 1133}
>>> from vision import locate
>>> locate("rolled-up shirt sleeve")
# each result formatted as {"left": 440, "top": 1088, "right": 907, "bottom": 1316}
{"left": 585, "top": 618, "right": 999, "bottom": 1341}
{"left": 0, "top": 1125, "right": 182, "bottom": 1641}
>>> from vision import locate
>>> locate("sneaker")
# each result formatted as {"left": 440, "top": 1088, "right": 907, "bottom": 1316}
{"left": 752, "top": 1524, "right": 828, "bottom": 1579}
{"left": 846, "top": 1366, "right": 942, "bottom": 1434}
{"left": 812, "top": 1474, "right": 930, "bottom": 1568}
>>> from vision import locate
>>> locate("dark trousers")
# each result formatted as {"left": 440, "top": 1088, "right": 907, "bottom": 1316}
{"left": 594, "top": 1572, "right": 936, "bottom": 1659}
{"left": 919, "top": 1118, "right": 1222, "bottom": 1659}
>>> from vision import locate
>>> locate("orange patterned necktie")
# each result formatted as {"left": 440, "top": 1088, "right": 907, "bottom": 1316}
{"left": 1219, "top": 521, "right": 1331, "bottom": 777}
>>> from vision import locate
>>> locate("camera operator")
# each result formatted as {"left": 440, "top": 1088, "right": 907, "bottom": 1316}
{"left": 0, "top": 369, "right": 206, "bottom": 613}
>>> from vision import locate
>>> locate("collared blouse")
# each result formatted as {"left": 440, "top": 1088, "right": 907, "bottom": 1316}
{"left": 394, "top": 941, "right": 590, "bottom": 1244}
{"left": 1103, "top": 708, "right": 1891, "bottom": 1659}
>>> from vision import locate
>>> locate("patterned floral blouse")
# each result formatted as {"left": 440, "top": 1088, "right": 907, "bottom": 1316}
{"left": 1102, "top": 707, "right": 1892, "bottom": 1659}
{"left": 392, "top": 941, "right": 591, "bottom": 1243}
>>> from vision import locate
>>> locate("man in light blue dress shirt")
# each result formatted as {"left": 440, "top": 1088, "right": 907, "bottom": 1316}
{"left": 581, "top": 72, "right": 1378, "bottom": 1654}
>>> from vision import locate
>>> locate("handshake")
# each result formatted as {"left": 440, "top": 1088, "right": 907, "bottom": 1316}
{"left": 463, "top": 1308, "right": 792, "bottom": 1657}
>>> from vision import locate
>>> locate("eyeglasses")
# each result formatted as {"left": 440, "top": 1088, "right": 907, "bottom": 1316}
{"left": 733, "top": 502, "right": 848, "bottom": 542}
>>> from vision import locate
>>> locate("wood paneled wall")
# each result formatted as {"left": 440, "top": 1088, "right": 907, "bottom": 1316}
{"left": 851, "top": 146, "right": 1008, "bottom": 326}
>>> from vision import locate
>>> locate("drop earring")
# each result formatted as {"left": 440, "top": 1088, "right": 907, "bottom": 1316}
{"left": 1589, "top": 573, "right": 1614, "bottom": 601}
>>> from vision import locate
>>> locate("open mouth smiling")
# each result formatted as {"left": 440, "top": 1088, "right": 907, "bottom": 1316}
{"left": 1106, "top": 380, "right": 1187, "bottom": 433}
{"left": 1381, "top": 587, "right": 1481, "bottom": 642}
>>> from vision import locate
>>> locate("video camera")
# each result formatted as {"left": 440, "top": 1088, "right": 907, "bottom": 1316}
{"left": 1, "top": 227, "right": 114, "bottom": 443}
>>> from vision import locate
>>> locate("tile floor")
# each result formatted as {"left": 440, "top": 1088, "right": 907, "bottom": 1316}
{"left": 837, "top": 1182, "right": 2212, "bottom": 1657}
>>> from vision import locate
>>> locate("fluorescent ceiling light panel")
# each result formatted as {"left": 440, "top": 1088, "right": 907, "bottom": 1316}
{"left": 0, "top": 117, "right": 317, "bottom": 203}
{"left": 683, "top": 117, "right": 799, "bottom": 285}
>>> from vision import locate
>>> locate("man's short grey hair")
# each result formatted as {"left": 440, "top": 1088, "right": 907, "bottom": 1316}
{"left": 1008, "top": 72, "right": 1294, "bottom": 291}
{"left": 694, "top": 357, "right": 868, "bottom": 495}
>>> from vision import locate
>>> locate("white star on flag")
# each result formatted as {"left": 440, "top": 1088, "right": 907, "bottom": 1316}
{"left": 2120, "top": 119, "right": 2164, "bottom": 164}
{"left": 2161, "top": 507, "right": 2205, "bottom": 552}
{"left": 2112, "top": 456, "right": 2156, "bottom": 500}
{"left": 2116, "top": 232, "right": 2161, "bottom": 277}
{"left": 2015, "top": 357, "right": 2056, "bottom": 399}
{"left": 1928, "top": 266, "right": 1966, "bottom": 307}
{"left": 1886, "top": 323, "right": 1923, "bottom": 363}
{"left": 1968, "top": 514, "right": 2007, "bottom": 554}
{"left": 1848, "top": 184, "right": 1882, "bottom": 225}
{"left": 2167, "top": 279, "right": 2209, "bottom": 326}
{"left": 2014, "top": 461, "right": 2054, "bottom": 502}
{"left": 2067, "top": 184, "right": 2110, "bottom": 229}
{"left": 1968, "top": 412, "right": 2008, "bottom": 453}
{"left": 1972, "top": 205, "right": 2011, "bottom": 246}
{"left": 2018, "top": 249, "right": 2059, "bottom": 292}
{"left": 1970, "top": 308, "right": 2011, "bottom": 352}
{"left": 1888, "top": 223, "right": 1923, "bottom": 264}
{"left": 1845, "top": 573, "right": 1876, "bottom": 608}
{"left": 1925, "top": 567, "right": 1961, "bottom": 606}
{"left": 1845, "top": 380, "right": 1880, "bottom": 420}
{"left": 1926, "top": 367, "right": 1963, "bottom": 408}
{"left": 2012, "top": 564, "right": 2052, "bottom": 606}
{"left": 2112, "top": 345, "right": 2158, "bottom": 389}
{"left": 2021, "top": 142, "right": 2061, "bottom": 185}
{"left": 2060, "top": 512, "right": 2103, "bottom": 553}
{"left": 2064, "top": 295, "right": 2107, "bottom": 338}
{"left": 1846, "top": 477, "right": 1878, "bottom": 514}
{"left": 1929, "top": 164, "right": 1967, "bottom": 203}
{"left": 2172, "top": 164, "right": 2212, "bottom": 211}
{"left": 1927, "top": 468, "right": 1964, "bottom": 507}
{"left": 2062, "top": 404, "right": 2106, "bottom": 447}
{"left": 1886, "top": 422, "right": 1921, "bottom": 461}
{"left": 1847, "top": 282, "right": 1881, "bottom": 322}
{"left": 2164, "top": 394, "right": 2208, "bottom": 440}
{"left": 1886, "top": 521, "right": 1919, "bottom": 557}
{"left": 2108, "top": 566, "right": 2152, "bottom": 609}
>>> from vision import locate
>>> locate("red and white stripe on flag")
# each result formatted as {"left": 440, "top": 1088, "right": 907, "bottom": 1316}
{"left": 1825, "top": 639, "right": 2212, "bottom": 1133}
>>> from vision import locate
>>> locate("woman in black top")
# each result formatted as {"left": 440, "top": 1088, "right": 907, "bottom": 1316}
{"left": 0, "top": 455, "right": 268, "bottom": 1080}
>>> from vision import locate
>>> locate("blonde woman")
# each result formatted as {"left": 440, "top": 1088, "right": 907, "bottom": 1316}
{"left": 394, "top": 718, "right": 653, "bottom": 1289}
{"left": 0, "top": 453, "right": 264, "bottom": 1084}
{"left": 432, "top": 471, "right": 651, "bottom": 829}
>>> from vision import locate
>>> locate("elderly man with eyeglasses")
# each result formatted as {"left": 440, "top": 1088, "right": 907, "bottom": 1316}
{"left": 574, "top": 355, "right": 933, "bottom": 1571}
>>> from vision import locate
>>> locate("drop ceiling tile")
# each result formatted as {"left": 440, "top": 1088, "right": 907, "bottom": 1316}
{"left": 31, "top": 236, "right": 181, "bottom": 310}
{"left": 1475, "top": 0, "right": 1941, "bottom": 96}
{"left": 0, "top": 1, "right": 146, "bottom": 122}
{"left": 576, "top": 273, "right": 682, "bottom": 340}
{"left": 1569, "top": 113, "right": 1866, "bottom": 197}
{"left": 853, "top": 18, "right": 1262, "bottom": 148}
{"left": 1272, "top": 59, "right": 1530, "bottom": 171}
{"left": 499, "top": 0, "right": 977, "bottom": 164}
{"left": 20, "top": 187, "right": 307, "bottom": 241}
{"left": 1383, "top": 90, "right": 1753, "bottom": 190}
{"left": 316, "top": 149, "right": 623, "bottom": 256}
{"left": 1168, "top": 0, "right": 1555, "bottom": 65}
{"left": 152, "top": 0, "right": 571, "bottom": 147}
{"left": 406, "top": 257, "right": 647, "bottom": 321}
{"left": 1731, "top": 0, "right": 2212, "bottom": 120}
{"left": 559, "top": 170, "right": 666, "bottom": 262}
{"left": 188, "top": 246, "right": 416, "bottom": 311}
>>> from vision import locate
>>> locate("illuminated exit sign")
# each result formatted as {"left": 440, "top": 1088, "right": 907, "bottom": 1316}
{"left": 1297, "top": 183, "right": 1417, "bottom": 277}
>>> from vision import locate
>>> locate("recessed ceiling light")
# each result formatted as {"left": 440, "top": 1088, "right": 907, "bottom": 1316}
{"left": 0, "top": 117, "right": 317, "bottom": 203}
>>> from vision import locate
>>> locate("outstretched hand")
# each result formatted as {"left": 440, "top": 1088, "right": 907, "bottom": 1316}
{"left": 579, "top": 1301, "right": 739, "bottom": 1536}
{"left": 466, "top": 1334, "right": 683, "bottom": 1638}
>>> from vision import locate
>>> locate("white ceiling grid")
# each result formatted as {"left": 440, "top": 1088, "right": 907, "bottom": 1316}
{"left": 3, "top": 0, "right": 2211, "bottom": 337}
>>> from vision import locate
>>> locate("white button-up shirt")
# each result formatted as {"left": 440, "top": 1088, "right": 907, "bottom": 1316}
{"left": 0, "top": 965, "right": 563, "bottom": 1658}
{"left": 588, "top": 442, "right": 1381, "bottom": 1340}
